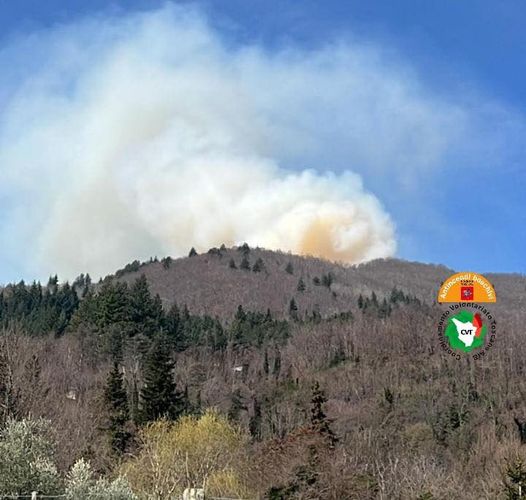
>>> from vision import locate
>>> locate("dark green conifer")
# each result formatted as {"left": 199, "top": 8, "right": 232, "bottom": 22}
{"left": 97, "top": 281, "right": 130, "bottom": 328}
{"left": 103, "top": 362, "right": 130, "bottom": 455}
{"left": 289, "top": 298, "right": 298, "bottom": 320}
{"left": 322, "top": 273, "right": 333, "bottom": 288}
{"left": 238, "top": 243, "right": 250, "bottom": 255}
{"left": 240, "top": 255, "right": 250, "bottom": 270}
{"left": 164, "top": 303, "right": 187, "bottom": 351}
{"left": 140, "top": 335, "right": 184, "bottom": 423}
{"left": 249, "top": 397, "right": 262, "bottom": 440}
{"left": 252, "top": 258, "right": 264, "bottom": 272}
{"left": 228, "top": 388, "right": 246, "bottom": 421}
{"left": 310, "top": 381, "right": 337, "bottom": 448}
{"left": 130, "top": 275, "right": 162, "bottom": 336}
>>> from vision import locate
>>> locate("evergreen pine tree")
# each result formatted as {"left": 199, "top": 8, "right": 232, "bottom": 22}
{"left": 235, "top": 305, "right": 246, "bottom": 321}
{"left": 379, "top": 298, "right": 391, "bottom": 318}
{"left": 249, "top": 397, "right": 262, "bottom": 441}
{"left": 238, "top": 243, "right": 250, "bottom": 255}
{"left": 212, "top": 322, "right": 227, "bottom": 351}
{"left": 321, "top": 273, "right": 333, "bottom": 288}
{"left": 164, "top": 304, "right": 187, "bottom": 351}
{"left": 189, "top": 247, "right": 198, "bottom": 257}
{"left": 357, "top": 294, "right": 364, "bottom": 309}
{"left": 152, "top": 294, "right": 164, "bottom": 325}
{"left": 103, "top": 362, "right": 130, "bottom": 455}
{"left": 107, "top": 325, "right": 124, "bottom": 363}
{"left": 228, "top": 388, "right": 246, "bottom": 422}
{"left": 140, "top": 335, "right": 184, "bottom": 423}
{"left": 297, "top": 278, "right": 306, "bottom": 292}
{"left": 47, "top": 275, "right": 59, "bottom": 294}
{"left": 230, "top": 306, "right": 248, "bottom": 348}
{"left": 240, "top": 255, "right": 251, "bottom": 270}
{"left": 285, "top": 262, "right": 294, "bottom": 274}
{"left": 252, "top": 258, "right": 264, "bottom": 272}
{"left": 289, "top": 298, "right": 298, "bottom": 320}
{"left": 130, "top": 275, "right": 159, "bottom": 335}
{"left": 129, "top": 375, "right": 140, "bottom": 426}
{"left": 228, "top": 258, "right": 237, "bottom": 269}
{"left": 310, "top": 381, "right": 337, "bottom": 448}
{"left": 97, "top": 281, "right": 130, "bottom": 328}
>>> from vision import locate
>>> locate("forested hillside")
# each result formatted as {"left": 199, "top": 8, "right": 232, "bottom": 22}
{"left": 0, "top": 246, "right": 525, "bottom": 499}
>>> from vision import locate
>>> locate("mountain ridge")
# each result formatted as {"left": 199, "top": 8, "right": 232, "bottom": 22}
{"left": 110, "top": 247, "right": 524, "bottom": 319}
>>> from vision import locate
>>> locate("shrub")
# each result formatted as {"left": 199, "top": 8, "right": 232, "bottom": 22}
{"left": 0, "top": 418, "right": 62, "bottom": 496}
{"left": 122, "top": 410, "right": 252, "bottom": 498}
{"left": 66, "top": 458, "right": 136, "bottom": 500}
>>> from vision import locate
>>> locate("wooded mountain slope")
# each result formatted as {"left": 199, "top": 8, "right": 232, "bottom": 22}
{"left": 1, "top": 247, "right": 525, "bottom": 499}
{"left": 113, "top": 246, "right": 525, "bottom": 318}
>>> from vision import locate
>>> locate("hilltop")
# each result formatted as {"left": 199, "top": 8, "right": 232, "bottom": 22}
{"left": 111, "top": 246, "right": 524, "bottom": 318}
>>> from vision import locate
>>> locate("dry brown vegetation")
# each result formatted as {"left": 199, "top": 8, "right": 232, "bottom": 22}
{"left": 1, "top": 247, "right": 526, "bottom": 498}
{"left": 116, "top": 247, "right": 525, "bottom": 319}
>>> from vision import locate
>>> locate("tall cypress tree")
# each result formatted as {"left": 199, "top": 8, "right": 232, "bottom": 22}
{"left": 103, "top": 362, "right": 130, "bottom": 455}
{"left": 140, "top": 335, "right": 184, "bottom": 423}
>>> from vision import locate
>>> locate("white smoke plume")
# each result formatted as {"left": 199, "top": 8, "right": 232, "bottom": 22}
{"left": 0, "top": 5, "right": 475, "bottom": 280}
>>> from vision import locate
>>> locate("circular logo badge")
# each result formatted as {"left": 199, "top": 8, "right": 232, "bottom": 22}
{"left": 437, "top": 272, "right": 497, "bottom": 360}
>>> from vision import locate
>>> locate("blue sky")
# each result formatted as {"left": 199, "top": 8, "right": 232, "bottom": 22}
{"left": 0, "top": 0, "right": 525, "bottom": 282}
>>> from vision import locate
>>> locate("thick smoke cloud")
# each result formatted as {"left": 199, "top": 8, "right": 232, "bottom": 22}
{"left": 0, "top": 5, "right": 478, "bottom": 279}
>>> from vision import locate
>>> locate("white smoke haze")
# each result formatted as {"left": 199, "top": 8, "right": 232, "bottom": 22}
{"left": 1, "top": 4, "right": 505, "bottom": 280}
